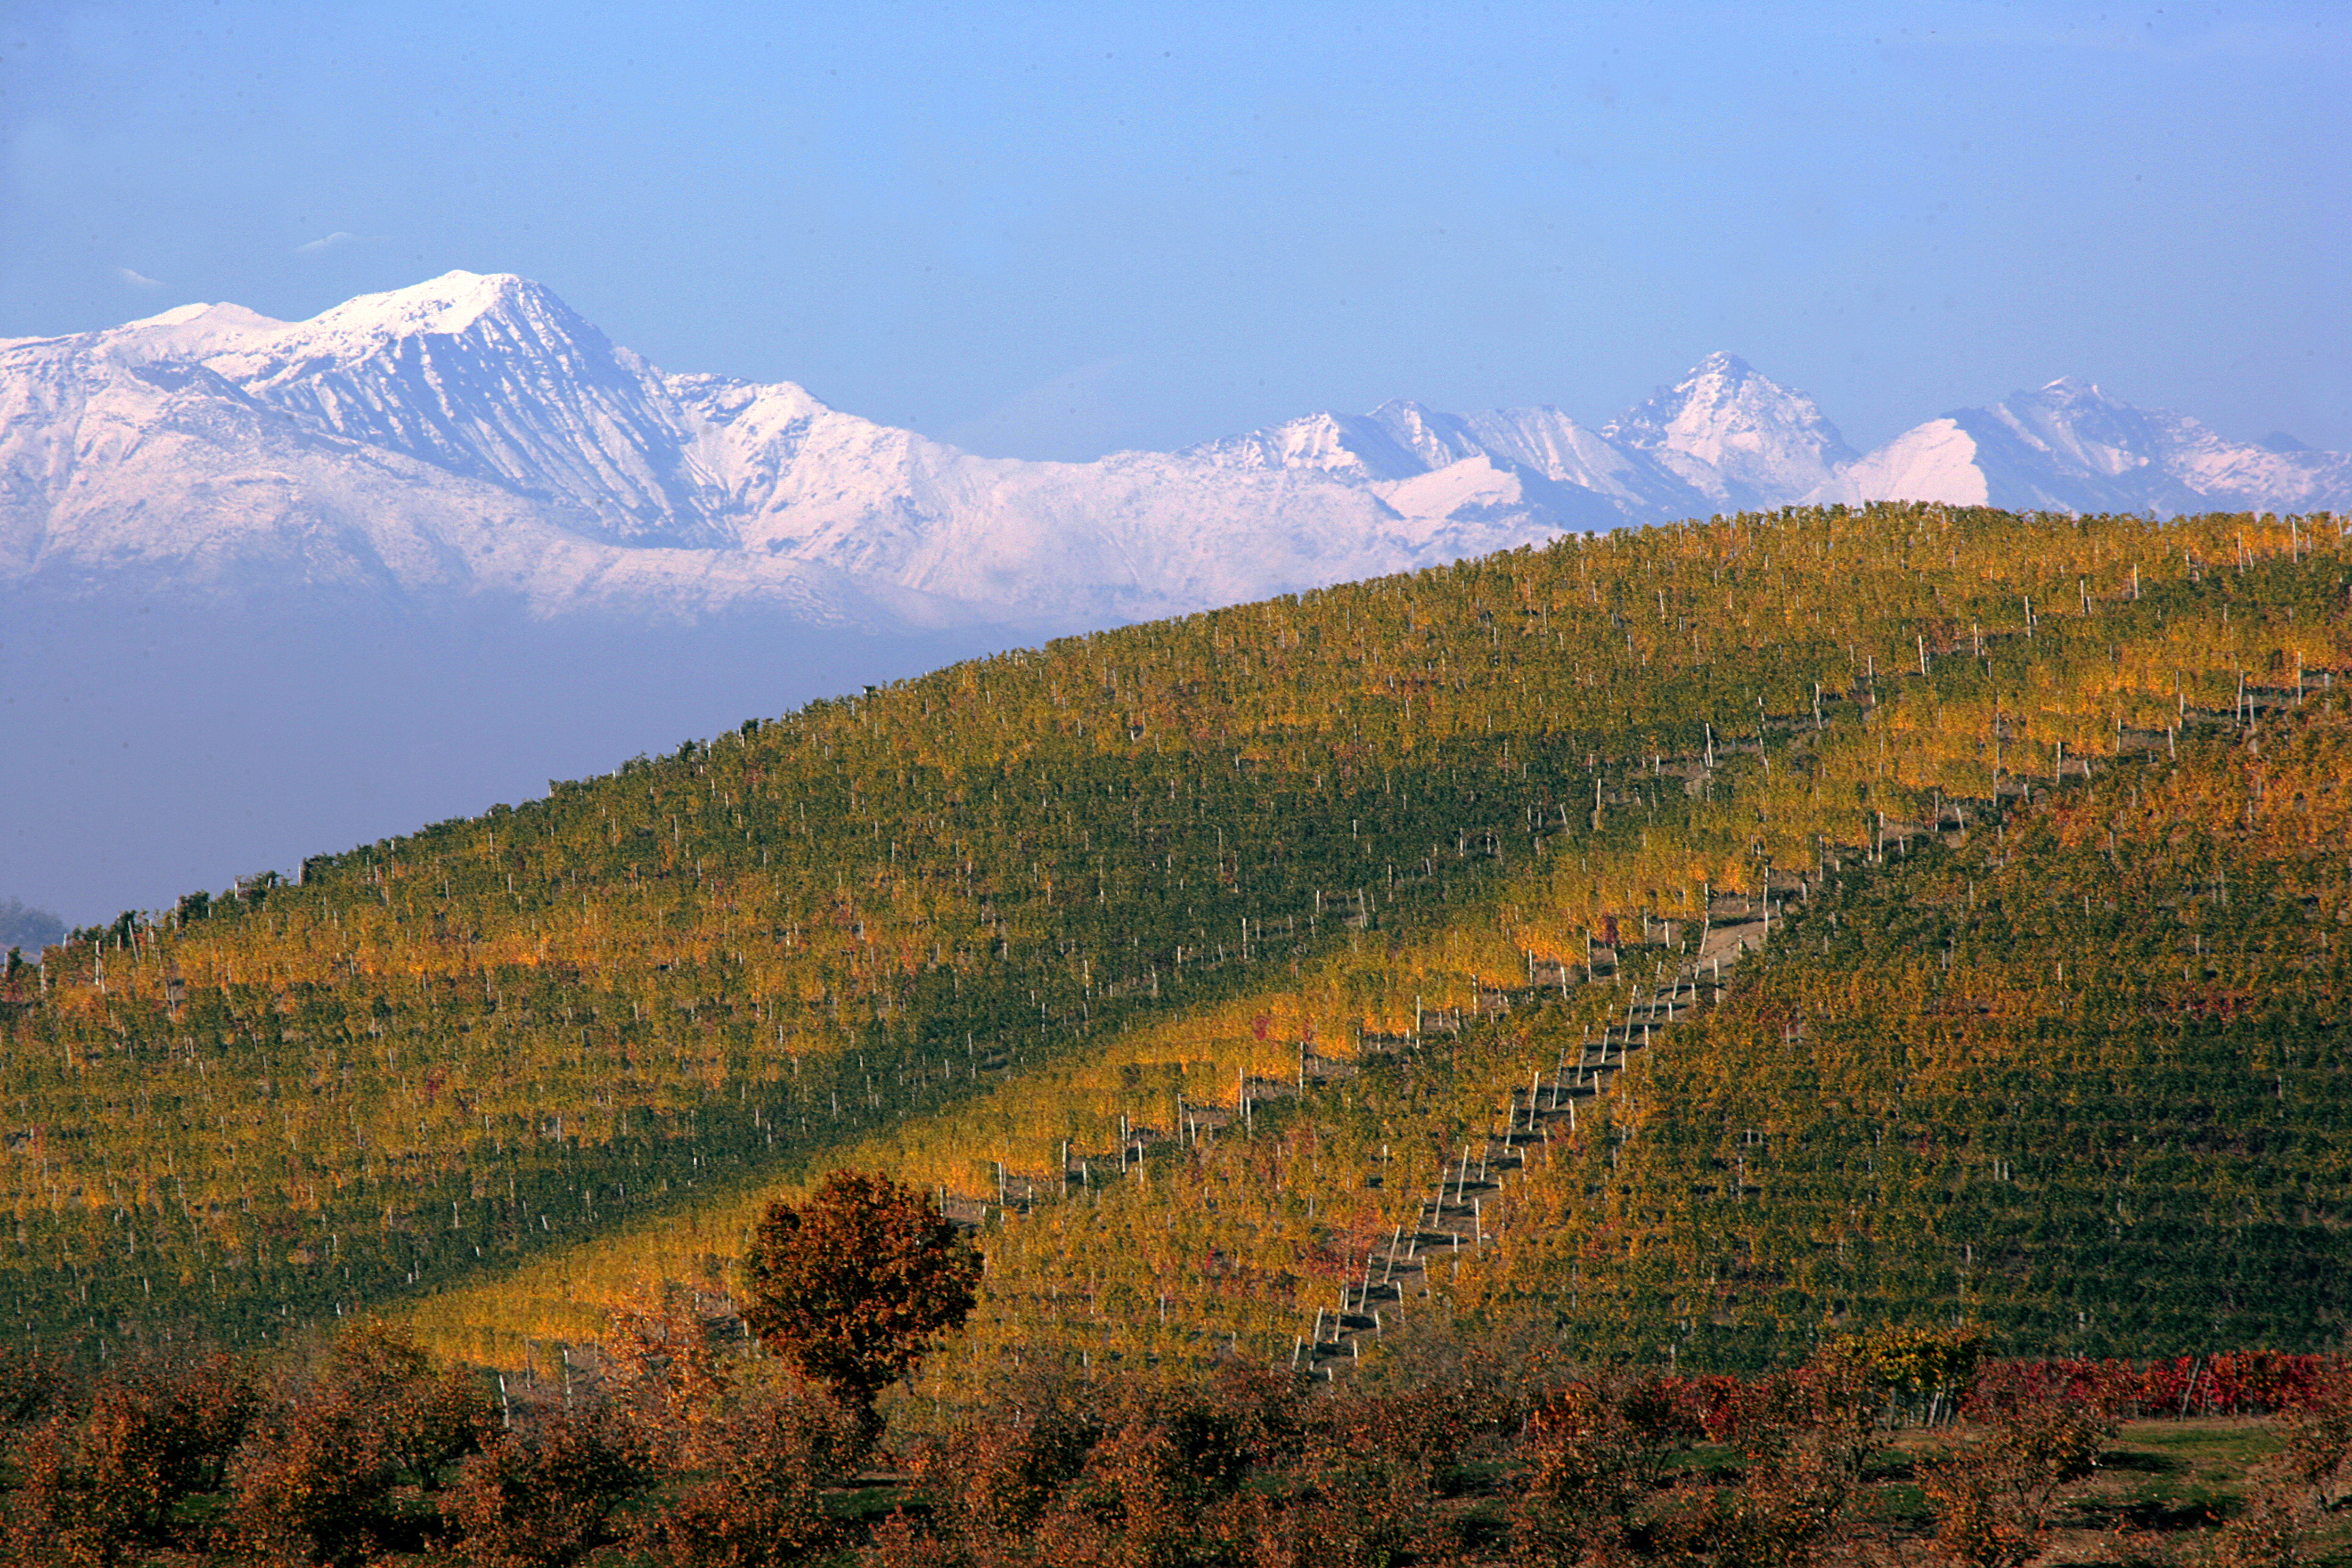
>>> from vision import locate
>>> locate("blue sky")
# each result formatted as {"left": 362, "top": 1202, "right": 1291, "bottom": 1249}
{"left": 4, "top": 1, "right": 2347, "bottom": 457}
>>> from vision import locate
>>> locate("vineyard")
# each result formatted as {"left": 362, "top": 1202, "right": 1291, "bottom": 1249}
{"left": 1, "top": 503, "right": 2347, "bottom": 1413}
{"left": 1458, "top": 700, "right": 2352, "bottom": 1367}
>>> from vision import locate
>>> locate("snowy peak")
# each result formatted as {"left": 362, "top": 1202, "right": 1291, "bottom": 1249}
{"left": 199, "top": 272, "right": 616, "bottom": 401}
{"left": 202, "top": 270, "right": 622, "bottom": 388}
{"left": 1180, "top": 408, "right": 1429, "bottom": 482}
{"left": 325, "top": 270, "right": 549, "bottom": 337}
{"left": 1185, "top": 398, "right": 1606, "bottom": 490}
{"left": 1817, "top": 378, "right": 2352, "bottom": 516}
{"left": 117, "top": 299, "right": 286, "bottom": 344}
{"left": 7, "top": 271, "right": 2349, "bottom": 637}
{"left": 1192, "top": 353, "right": 1861, "bottom": 523}
{"left": 1360, "top": 400, "right": 1492, "bottom": 474}
{"left": 1986, "top": 377, "right": 2175, "bottom": 481}
{"left": 1606, "top": 350, "right": 1755, "bottom": 437}
{"left": 200, "top": 272, "right": 725, "bottom": 545}
{"left": 14, "top": 301, "right": 288, "bottom": 368}
{"left": 1605, "top": 351, "right": 1855, "bottom": 507}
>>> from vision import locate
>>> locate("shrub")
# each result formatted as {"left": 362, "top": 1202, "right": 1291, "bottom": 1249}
{"left": 635, "top": 1388, "right": 858, "bottom": 1568}
{"left": 446, "top": 1405, "right": 642, "bottom": 1568}
{"left": 1510, "top": 1376, "right": 1697, "bottom": 1563}
{"left": 1916, "top": 1394, "right": 2113, "bottom": 1568}
{"left": 0, "top": 1352, "right": 254, "bottom": 1567}
{"left": 226, "top": 1318, "right": 492, "bottom": 1566}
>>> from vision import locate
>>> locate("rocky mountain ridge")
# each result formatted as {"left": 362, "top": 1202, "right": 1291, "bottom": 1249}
{"left": 5, "top": 273, "right": 2345, "bottom": 635}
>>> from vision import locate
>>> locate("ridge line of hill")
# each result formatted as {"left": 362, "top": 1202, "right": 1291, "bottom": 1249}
{"left": 6, "top": 505, "right": 2347, "bottom": 1385}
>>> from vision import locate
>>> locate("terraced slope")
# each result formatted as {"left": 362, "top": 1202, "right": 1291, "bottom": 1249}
{"left": 401, "top": 526, "right": 2352, "bottom": 1400}
{"left": 2, "top": 505, "right": 2344, "bottom": 1380}
{"left": 1459, "top": 699, "right": 2352, "bottom": 1369}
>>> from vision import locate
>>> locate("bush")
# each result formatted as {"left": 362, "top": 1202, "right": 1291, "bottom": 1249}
{"left": 225, "top": 1318, "right": 492, "bottom": 1566}
{"left": 1917, "top": 1394, "right": 2113, "bottom": 1568}
{"left": 1510, "top": 1375, "right": 1697, "bottom": 1563}
{"left": 228, "top": 1383, "right": 402, "bottom": 1567}
{"left": 81, "top": 1352, "right": 255, "bottom": 1539}
{"left": 0, "top": 1351, "right": 254, "bottom": 1568}
{"left": 0, "top": 1418, "right": 112, "bottom": 1568}
{"left": 906, "top": 1397, "right": 1098, "bottom": 1560}
{"left": 446, "top": 1405, "right": 642, "bottom": 1568}
{"left": 635, "top": 1389, "right": 858, "bottom": 1568}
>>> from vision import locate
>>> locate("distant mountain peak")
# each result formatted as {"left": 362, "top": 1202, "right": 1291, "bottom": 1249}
{"left": 310, "top": 269, "right": 548, "bottom": 336}
{"left": 174, "top": 272, "right": 712, "bottom": 547}
{"left": 212, "top": 270, "right": 601, "bottom": 374}
{"left": 95, "top": 300, "right": 286, "bottom": 364}
{"left": 131, "top": 301, "right": 242, "bottom": 329}
{"left": 1607, "top": 352, "right": 1840, "bottom": 441}
{"left": 5, "top": 273, "right": 2347, "bottom": 635}
{"left": 1813, "top": 377, "right": 2352, "bottom": 515}
{"left": 1602, "top": 352, "right": 1854, "bottom": 506}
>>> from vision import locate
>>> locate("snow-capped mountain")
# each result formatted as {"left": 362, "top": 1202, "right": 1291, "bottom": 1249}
{"left": 1184, "top": 348, "right": 2352, "bottom": 535}
{"left": 9, "top": 272, "right": 2350, "bottom": 925}
{"left": 0, "top": 273, "right": 1542, "bottom": 631}
{"left": 1813, "top": 378, "right": 2352, "bottom": 515}
{"left": 4, "top": 272, "right": 2346, "bottom": 637}
{"left": 1603, "top": 351, "right": 1857, "bottom": 510}
{"left": 1184, "top": 398, "right": 1692, "bottom": 529}
{"left": 1176, "top": 353, "right": 1870, "bottom": 540}
{"left": 200, "top": 272, "right": 727, "bottom": 547}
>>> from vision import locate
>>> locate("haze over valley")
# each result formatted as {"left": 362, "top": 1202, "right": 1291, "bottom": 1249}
{"left": 8, "top": 272, "right": 2346, "bottom": 923}
{"left": 5, "top": 11, "right": 2352, "bottom": 1561}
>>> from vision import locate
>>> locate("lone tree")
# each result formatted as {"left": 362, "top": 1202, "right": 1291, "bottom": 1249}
{"left": 740, "top": 1170, "right": 980, "bottom": 1432}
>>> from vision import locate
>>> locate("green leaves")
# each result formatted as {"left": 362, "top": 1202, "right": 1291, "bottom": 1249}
{"left": 5, "top": 504, "right": 2346, "bottom": 1367}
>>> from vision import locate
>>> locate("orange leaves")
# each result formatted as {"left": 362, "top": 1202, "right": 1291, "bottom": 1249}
{"left": 740, "top": 1171, "right": 981, "bottom": 1421}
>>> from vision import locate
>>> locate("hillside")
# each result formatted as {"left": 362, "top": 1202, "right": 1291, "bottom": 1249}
{"left": 3, "top": 504, "right": 2347, "bottom": 1389}
{"left": 1459, "top": 700, "right": 2352, "bottom": 1365}
{"left": 16, "top": 272, "right": 2352, "bottom": 935}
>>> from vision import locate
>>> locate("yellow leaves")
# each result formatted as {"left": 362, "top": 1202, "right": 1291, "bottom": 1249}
{"left": 18, "top": 505, "right": 2350, "bottom": 1371}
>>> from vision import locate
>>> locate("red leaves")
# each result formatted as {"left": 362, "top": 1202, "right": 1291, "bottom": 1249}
{"left": 226, "top": 1317, "right": 495, "bottom": 1567}
{"left": 1966, "top": 1352, "right": 2351, "bottom": 1421}
{"left": 447, "top": 1405, "right": 641, "bottom": 1568}
{"left": 0, "top": 1351, "right": 256, "bottom": 1565}
{"left": 641, "top": 1389, "right": 857, "bottom": 1565}
{"left": 740, "top": 1170, "right": 982, "bottom": 1422}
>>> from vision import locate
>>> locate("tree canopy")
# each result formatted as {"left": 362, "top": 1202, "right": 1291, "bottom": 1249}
{"left": 739, "top": 1170, "right": 980, "bottom": 1422}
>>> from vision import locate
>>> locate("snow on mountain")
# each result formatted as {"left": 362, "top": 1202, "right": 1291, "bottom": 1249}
{"left": 1603, "top": 351, "right": 1857, "bottom": 510}
{"left": 1181, "top": 408, "right": 1431, "bottom": 482}
{"left": 1190, "top": 355, "right": 1860, "bottom": 527}
{"left": 0, "top": 273, "right": 1450, "bottom": 629}
{"left": 202, "top": 273, "right": 729, "bottom": 546}
{"left": 5, "top": 274, "right": 2347, "bottom": 639}
{"left": 89, "top": 300, "right": 287, "bottom": 363}
{"left": 1451, "top": 405, "right": 1701, "bottom": 517}
{"left": 0, "top": 291, "right": 842, "bottom": 619}
{"left": 1813, "top": 378, "right": 2352, "bottom": 516}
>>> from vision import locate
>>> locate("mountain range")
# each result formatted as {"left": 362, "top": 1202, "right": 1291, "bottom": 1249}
{"left": 8, "top": 271, "right": 2346, "bottom": 633}
{"left": 7, "top": 271, "right": 2350, "bottom": 923}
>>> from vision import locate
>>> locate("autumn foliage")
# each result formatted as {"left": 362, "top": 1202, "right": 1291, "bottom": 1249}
{"left": 9, "top": 506, "right": 2344, "bottom": 1368}
{"left": 741, "top": 1170, "right": 981, "bottom": 1424}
